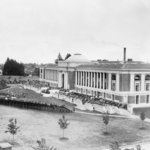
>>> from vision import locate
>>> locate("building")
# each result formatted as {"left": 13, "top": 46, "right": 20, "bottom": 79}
{"left": 39, "top": 50, "right": 150, "bottom": 106}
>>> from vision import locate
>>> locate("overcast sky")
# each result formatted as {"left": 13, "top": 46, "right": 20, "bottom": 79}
{"left": 0, "top": 0, "right": 150, "bottom": 64}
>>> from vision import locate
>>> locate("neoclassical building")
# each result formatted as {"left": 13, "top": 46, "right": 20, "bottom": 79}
{"left": 39, "top": 52, "right": 150, "bottom": 105}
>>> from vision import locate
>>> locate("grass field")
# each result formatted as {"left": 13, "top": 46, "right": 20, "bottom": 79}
{"left": 0, "top": 77, "right": 150, "bottom": 149}
{"left": 0, "top": 85, "right": 74, "bottom": 111}
{"left": 0, "top": 105, "right": 150, "bottom": 150}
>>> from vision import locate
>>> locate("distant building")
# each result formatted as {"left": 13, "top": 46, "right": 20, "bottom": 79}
{"left": 39, "top": 50, "right": 150, "bottom": 106}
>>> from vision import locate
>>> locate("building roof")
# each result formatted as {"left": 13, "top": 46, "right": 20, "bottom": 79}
{"left": 40, "top": 63, "right": 58, "bottom": 68}
{"left": 77, "top": 61, "right": 150, "bottom": 71}
{"left": 65, "top": 53, "right": 90, "bottom": 63}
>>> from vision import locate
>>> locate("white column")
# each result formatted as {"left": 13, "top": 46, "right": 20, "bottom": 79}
{"left": 83, "top": 71, "right": 85, "bottom": 86}
{"left": 81, "top": 71, "right": 83, "bottom": 86}
{"left": 86, "top": 72, "right": 88, "bottom": 87}
{"left": 141, "top": 74, "right": 145, "bottom": 91}
{"left": 88, "top": 72, "right": 90, "bottom": 87}
{"left": 116, "top": 73, "right": 120, "bottom": 92}
{"left": 91, "top": 72, "right": 93, "bottom": 87}
{"left": 94, "top": 72, "right": 96, "bottom": 88}
{"left": 78, "top": 71, "right": 81, "bottom": 85}
{"left": 100, "top": 72, "right": 101, "bottom": 89}
{"left": 75, "top": 71, "right": 77, "bottom": 86}
{"left": 108, "top": 73, "right": 111, "bottom": 91}
{"left": 103, "top": 73, "right": 105, "bottom": 89}
{"left": 97, "top": 72, "right": 98, "bottom": 89}
{"left": 130, "top": 73, "right": 135, "bottom": 91}
{"left": 77, "top": 71, "right": 79, "bottom": 85}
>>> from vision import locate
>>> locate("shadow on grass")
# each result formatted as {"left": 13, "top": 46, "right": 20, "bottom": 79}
{"left": 59, "top": 137, "right": 69, "bottom": 141}
{"left": 139, "top": 127, "right": 146, "bottom": 130}
{"left": 103, "top": 132, "right": 111, "bottom": 136}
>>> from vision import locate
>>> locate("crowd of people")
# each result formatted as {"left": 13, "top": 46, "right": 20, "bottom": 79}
{"left": 0, "top": 77, "right": 129, "bottom": 115}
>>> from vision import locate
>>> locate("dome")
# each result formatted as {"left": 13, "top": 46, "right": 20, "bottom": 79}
{"left": 65, "top": 53, "right": 90, "bottom": 63}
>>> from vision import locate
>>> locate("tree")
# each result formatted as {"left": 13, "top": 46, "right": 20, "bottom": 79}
{"left": 5, "top": 118, "right": 20, "bottom": 141}
{"left": 102, "top": 112, "right": 110, "bottom": 134}
{"left": 58, "top": 115, "right": 69, "bottom": 139}
{"left": 140, "top": 112, "right": 146, "bottom": 129}
{"left": 32, "top": 138, "right": 56, "bottom": 150}
{"left": 3, "top": 58, "right": 25, "bottom": 76}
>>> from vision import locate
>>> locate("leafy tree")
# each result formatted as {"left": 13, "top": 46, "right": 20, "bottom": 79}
{"left": 58, "top": 115, "right": 69, "bottom": 139}
{"left": 140, "top": 112, "right": 146, "bottom": 129}
{"left": 32, "top": 67, "right": 40, "bottom": 76}
{"left": 32, "top": 138, "right": 56, "bottom": 150}
{"left": 3, "top": 58, "right": 25, "bottom": 76}
{"left": 102, "top": 112, "right": 110, "bottom": 134}
{"left": 5, "top": 118, "right": 20, "bottom": 141}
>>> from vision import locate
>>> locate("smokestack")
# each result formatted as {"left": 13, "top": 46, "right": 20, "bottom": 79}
{"left": 123, "top": 47, "right": 126, "bottom": 63}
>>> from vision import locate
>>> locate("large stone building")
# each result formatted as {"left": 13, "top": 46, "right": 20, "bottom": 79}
{"left": 40, "top": 50, "right": 150, "bottom": 105}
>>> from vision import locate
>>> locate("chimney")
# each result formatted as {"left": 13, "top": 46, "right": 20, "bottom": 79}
{"left": 123, "top": 47, "right": 126, "bottom": 63}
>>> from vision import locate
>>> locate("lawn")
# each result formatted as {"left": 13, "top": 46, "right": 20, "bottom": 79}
{"left": 0, "top": 86, "right": 75, "bottom": 111}
{"left": 0, "top": 79, "right": 150, "bottom": 149}
{"left": 0, "top": 105, "right": 150, "bottom": 150}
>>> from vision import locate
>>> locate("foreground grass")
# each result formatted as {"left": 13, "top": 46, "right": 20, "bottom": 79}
{"left": 0, "top": 105, "right": 150, "bottom": 150}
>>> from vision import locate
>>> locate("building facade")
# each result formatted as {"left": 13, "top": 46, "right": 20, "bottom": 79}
{"left": 39, "top": 53, "right": 150, "bottom": 105}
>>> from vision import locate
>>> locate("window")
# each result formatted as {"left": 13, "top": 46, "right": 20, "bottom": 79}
{"left": 146, "top": 83, "right": 150, "bottom": 91}
{"left": 111, "top": 81, "right": 116, "bottom": 91}
{"left": 135, "top": 83, "right": 140, "bottom": 91}
{"left": 136, "top": 95, "right": 139, "bottom": 104}
{"left": 145, "top": 75, "right": 150, "bottom": 80}
{"left": 147, "top": 95, "right": 149, "bottom": 103}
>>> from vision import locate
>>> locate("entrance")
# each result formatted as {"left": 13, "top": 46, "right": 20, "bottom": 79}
{"left": 147, "top": 95, "right": 149, "bottom": 103}
{"left": 136, "top": 95, "right": 139, "bottom": 104}
{"left": 61, "top": 74, "right": 65, "bottom": 88}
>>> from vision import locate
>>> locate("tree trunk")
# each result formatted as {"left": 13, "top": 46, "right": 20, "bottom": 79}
{"left": 12, "top": 134, "right": 14, "bottom": 142}
{"left": 63, "top": 129, "right": 64, "bottom": 138}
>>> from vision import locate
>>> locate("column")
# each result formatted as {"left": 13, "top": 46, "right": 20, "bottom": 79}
{"left": 108, "top": 73, "right": 111, "bottom": 91}
{"left": 93, "top": 72, "right": 95, "bottom": 88}
{"left": 97, "top": 72, "right": 99, "bottom": 88}
{"left": 130, "top": 73, "right": 135, "bottom": 91}
{"left": 88, "top": 72, "right": 90, "bottom": 87}
{"left": 78, "top": 71, "right": 80, "bottom": 85}
{"left": 103, "top": 73, "right": 105, "bottom": 89}
{"left": 141, "top": 74, "right": 145, "bottom": 91}
{"left": 75, "top": 71, "right": 77, "bottom": 85}
{"left": 100, "top": 72, "right": 101, "bottom": 89}
{"left": 91, "top": 72, "right": 93, "bottom": 87}
{"left": 86, "top": 72, "right": 88, "bottom": 87}
{"left": 116, "top": 73, "right": 120, "bottom": 91}
{"left": 81, "top": 72, "right": 83, "bottom": 86}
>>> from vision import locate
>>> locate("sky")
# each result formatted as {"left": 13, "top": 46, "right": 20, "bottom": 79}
{"left": 0, "top": 0, "right": 150, "bottom": 64}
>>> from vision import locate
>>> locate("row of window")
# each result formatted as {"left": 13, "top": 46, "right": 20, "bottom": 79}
{"left": 135, "top": 82, "right": 150, "bottom": 91}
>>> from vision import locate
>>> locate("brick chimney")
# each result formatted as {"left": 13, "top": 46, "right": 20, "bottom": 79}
{"left": 123, "top": 47, "right": 126, "bottom": 63}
